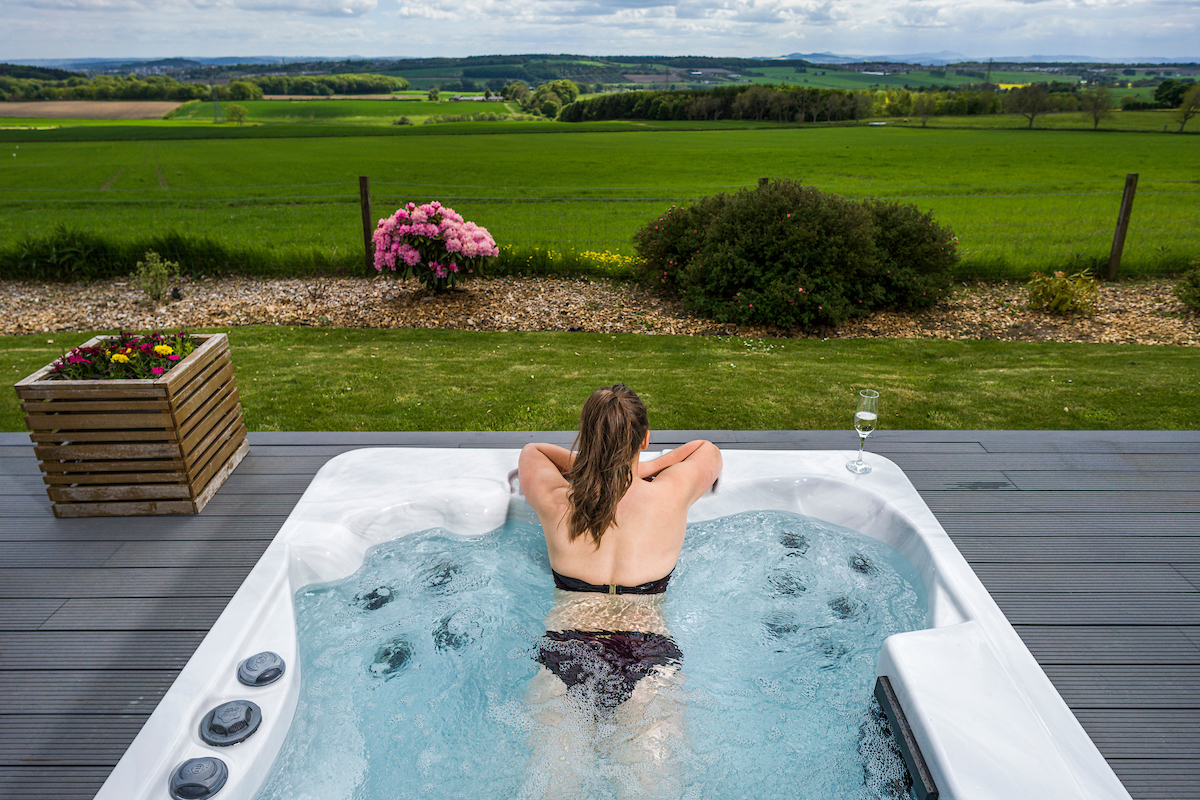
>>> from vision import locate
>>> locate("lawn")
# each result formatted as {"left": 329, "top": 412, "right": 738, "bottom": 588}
{"left": 167, "top": 98, "right": 507, "bottom": 124}
{"left": 1, "top": 124, "right": 1196, "bottom": 278}
{"left": 3, "top": 329, "right": 1195, "bottom": 432}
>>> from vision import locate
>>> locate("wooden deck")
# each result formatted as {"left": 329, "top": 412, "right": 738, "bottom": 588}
{"left": 1, "top": 430, "right": 1197, "bottom": 800}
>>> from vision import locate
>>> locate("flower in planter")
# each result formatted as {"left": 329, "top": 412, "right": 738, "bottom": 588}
{"left": 372, "top": 201, "right": 499, "bottom": 293}
{"left": 50, "top": 331, "right": 198, "bottom": 381}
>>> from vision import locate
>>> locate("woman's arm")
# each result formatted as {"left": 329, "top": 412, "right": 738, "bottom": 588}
{"left": 637, "top": 440, "right": 706, "bottom": 479}
{"left": 642, "top": 440, "right": 723, "bottom": 506}
{"left": 518, "top": 443, "right": 574, "bottom": 508}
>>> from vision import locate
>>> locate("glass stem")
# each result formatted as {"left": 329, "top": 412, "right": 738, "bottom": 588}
{"left": 857, "top": 436, "right": 866, "bottom": 465}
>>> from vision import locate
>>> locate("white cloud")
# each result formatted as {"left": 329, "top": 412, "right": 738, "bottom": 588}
{"left": 2, "top": 0, "right": 1196, "bottom": 60}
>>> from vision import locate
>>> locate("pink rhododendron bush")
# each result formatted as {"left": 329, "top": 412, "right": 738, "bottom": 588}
{"left": 372, "top": 201, "right": 499, "bottom": 293}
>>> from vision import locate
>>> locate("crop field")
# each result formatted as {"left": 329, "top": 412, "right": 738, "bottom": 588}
{"left": 0, "top": 101, "right": 186, "bottom": 119}
{"left": 168, "top": 98, "right": 504, "bottom": 124}
{"left": 0, "top": 116, "right": 1197, "bottom": 278}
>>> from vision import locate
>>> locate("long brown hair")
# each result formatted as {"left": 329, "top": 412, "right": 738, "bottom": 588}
{"left": 566, "top": 384, "right": 649, "bottom": 547}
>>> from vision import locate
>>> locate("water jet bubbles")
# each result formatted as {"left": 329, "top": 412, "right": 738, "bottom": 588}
{"left": 355, "top": 586, "right": 395, "bottom": 611}
{"left": 762, "top": 610, "right": 800, "bottom": 640}
{"left": 432, "top": 609, "right": 479, "bottom": 653}
{"left": 849, "top": 554, "right": 874, "bottom": 574}
{"left": 370, "top": 636, "right": 414, "bottom": 678}
{"left": 828, "top": 595, "right": 858, "bottom": 620}
{"left": 779, "top": 529, "right": 809, "bottom": 555}
{"left": 766, "top": 567, "right": 806, "bottom": 596}
{"left": 420, "top": 560, "right": 462, "bottom": 594}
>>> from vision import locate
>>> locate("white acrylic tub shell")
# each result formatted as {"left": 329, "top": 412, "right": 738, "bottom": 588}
{"left": 96, "top": 448, "right": 1133, "bottom": 800}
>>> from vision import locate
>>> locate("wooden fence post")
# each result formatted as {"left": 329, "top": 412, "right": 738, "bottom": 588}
{"left": 359, "top": 176, "right": 373, "bottom": 272}
{"left": 1107, "top": 173, "right": 1138, "bottom": 281}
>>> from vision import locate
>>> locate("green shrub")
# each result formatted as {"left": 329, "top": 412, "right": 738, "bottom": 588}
{"left": 134, "top": 251, "right": 179, "bottom": 301}
{"left": 632, "top": 180, "right": 958, "bottom": 330}
{"left": 1026, "top": 269, "right": 1100, "bottom": 315}
{"left": 0, "top": 226, "right": 361, "bottom": 281}
{"left": 1174, "top": 256, "right": 1200, "bottom": 310}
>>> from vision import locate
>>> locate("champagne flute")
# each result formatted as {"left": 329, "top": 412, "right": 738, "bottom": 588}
{"left": 846, "top": 389, "right": 879, "bottom": 474}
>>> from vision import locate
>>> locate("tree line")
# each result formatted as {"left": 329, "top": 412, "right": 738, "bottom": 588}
{"left": 558, "top": 81, "right": 1200, "bottom": 130}
{"left": 0, "top": 72, "right": 408, "bottom": 102}
{"left": 0, "top": 74, "right": 210, "bottom": 102}
{"left": 245, "top": 73, "right": 408, "bottom": 95}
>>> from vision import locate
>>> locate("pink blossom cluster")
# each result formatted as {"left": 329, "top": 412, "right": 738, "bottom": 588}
{"left": 372, "top": 202, "right": 498, "bottom": 282}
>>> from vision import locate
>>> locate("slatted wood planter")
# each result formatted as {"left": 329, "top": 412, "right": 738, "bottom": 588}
{"left": 14, "top": 333, "right": 248, "bottom": 517}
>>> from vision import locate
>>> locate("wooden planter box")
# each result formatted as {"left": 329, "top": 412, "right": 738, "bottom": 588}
{"left": 14, "top": 333, "right": 248, "bottom": 517}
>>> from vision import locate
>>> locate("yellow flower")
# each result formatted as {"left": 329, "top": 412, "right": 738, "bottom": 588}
{"left": 154, "top": 345, "right": 174, "bottom": 356}
{"left": 110, "top": 353, "right": 130, "bottom": 363}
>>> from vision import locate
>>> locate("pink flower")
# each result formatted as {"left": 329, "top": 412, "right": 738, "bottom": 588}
{"left": 151, "top": 367, "right": 164, "bottom": 376}
{"left": 167, "top": 354, "right": 180, "bottom": 362}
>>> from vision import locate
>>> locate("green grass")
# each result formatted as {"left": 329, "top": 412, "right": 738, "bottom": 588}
{"left": 902, "top": 110, "right": 1187, "bottom": 133}
{"left": 3, "top": 329, "right": 1196, "bottom": 432}
{"left": 1, "top": 123, "right": 1197, "bottom": 279}
{"left": 167, "top": 98, "right": 495, "bottom": 124}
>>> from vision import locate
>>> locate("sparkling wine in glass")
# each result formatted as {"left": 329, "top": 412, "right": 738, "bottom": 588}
{"left": 847, "top": 389, "right": 880, "bottom": 474}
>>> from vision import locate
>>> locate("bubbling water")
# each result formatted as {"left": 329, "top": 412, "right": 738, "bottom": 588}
{"left": 253, "top": 511, "right": 926, "bottom": 800}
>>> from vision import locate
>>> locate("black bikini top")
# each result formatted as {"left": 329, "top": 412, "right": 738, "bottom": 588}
{"left": 552, "top": 568, "right": 673, "bottom": 595}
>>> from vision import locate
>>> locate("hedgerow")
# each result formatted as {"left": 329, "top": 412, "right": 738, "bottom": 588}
{"left": 632, "top": 180, "right": 958, "bottom": 330}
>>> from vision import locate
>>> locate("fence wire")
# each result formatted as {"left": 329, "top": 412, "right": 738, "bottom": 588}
{"left": 0, "top": 177, "right": 1196, "bottom": 276}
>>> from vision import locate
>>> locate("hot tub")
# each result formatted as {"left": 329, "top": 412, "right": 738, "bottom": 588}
{"left": 95, "top": 448, "right": 1132, "bottom": 800}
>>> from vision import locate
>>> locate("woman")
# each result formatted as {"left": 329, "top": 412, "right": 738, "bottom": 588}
{"left": 518, "top": 384, "right": 721, "bottom": 797}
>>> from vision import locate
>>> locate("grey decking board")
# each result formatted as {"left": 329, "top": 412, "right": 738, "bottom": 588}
{"left": 0, "top": 670, "right": 177, "bottom": 714}
{"left": 0, "top": 768, "right": 112, "bottom": 800}
{"left": 934, "top": 513, "right": 1200, "bottom": 537}
{"left": 1106, "top": 762, "right": 1200, "bottom": 800}
{"left": 0, "top": 569, "right": 264, "bottom": 598}
{"left": 206, "top": 472, "right": 326, "bottom": 494}
{"left": 1171, "top": 565, "right": 1200, "bottom": 592}
{"left": 0, "top": 518, "right": 287, "bottom": 543}
{"left": 951, "top": 537, "right": 1200, "bottom": 562}
{"left": 0, "top": 631, "right": 206, "bottom": 670}
{"left": 195, "top": 495, "right": 304, "bottom": 515}
{"left": 0, "top": 600, "right": 66, "bottom": 631}
{"left": 0, "top": 542, "right": 123, "bottom": 569}
{"left": 991, "top": 594, "right": 1200, "bottom": 625}
{"left": 1004, "top": 471, "right": 1200, "bottom": 491}
{"left": 898, "top": 471, "right": 1018, "bottom": 491}
{"left": 0, "top": 715, "right": 149, "bottom": 765}
{"left": 921, "top": 490, "right": 1200, "bottom": 513}
{"left": 102, "top": 540, "right": 270, "bottom": 568}
{"left": 38, "top": 598, "right": 231, "bottom": 631}
{"left": 0, "top": 430, "right": 1197, "bottom": 800}
{"left": 1043, "top": 664, "right": 1200, "bottom": 709}
{"left": 1073, "top": 709, "right": 1200, "bottom": 758}
{"left": 0, "top": 476, "right": 44, "bottom": 495}
{"left": 971, "top": 564, "right": 1197, "bottom": 593}
{"left": 1013, "top": 626, "right": 1200, "bottom": 664}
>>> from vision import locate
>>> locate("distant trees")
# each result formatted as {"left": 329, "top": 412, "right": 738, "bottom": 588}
{"left": 223, "top": 81, "right": 263, "bottom": 101}
{"left": 427, "top": 89, "right": 439, "bottom": 101}
{"left": 0, "top": 74, "right": 208, "bottom": 102}
{"left": 0, "top": 72, "right": 408, "bottom": 102}
{"left": 225, "top": 104, "right": 248, "bottom": 125}
{"left": 247, "top": 73, "right": 407, "bottom": 96}
{"left": 1005, "top": 83, "right": 1051, "bottom": 128}
{"left": 913, "top": 93, "right": 936, "bottom": 126}
{"left": 1176, "top": 86, "right": 1200, "bottom": 132}
{"left": 1154, "top": 79, "right": 1191, "bottom": 108}
{"left": 1079, "top": 86, "right": 1113, "bottom": 130}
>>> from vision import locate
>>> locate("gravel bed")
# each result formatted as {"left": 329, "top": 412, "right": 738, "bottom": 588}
{"left": 2, "top": 275, "right": 1196, "bottom": 347}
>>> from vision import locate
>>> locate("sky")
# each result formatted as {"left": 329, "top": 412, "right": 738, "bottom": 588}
{"left": 2, "top": 0, "right": 1197, "bottom": 62}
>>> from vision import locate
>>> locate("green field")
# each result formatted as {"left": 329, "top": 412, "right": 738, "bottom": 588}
{"left": 167, "top": 98, "right": 511, "bottom": 125}
{"left": 1, "top": 112, "right": 1197, "bottom": 278}
{"left": 3, "top": 330, "right": 1196, "bottom": 432}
